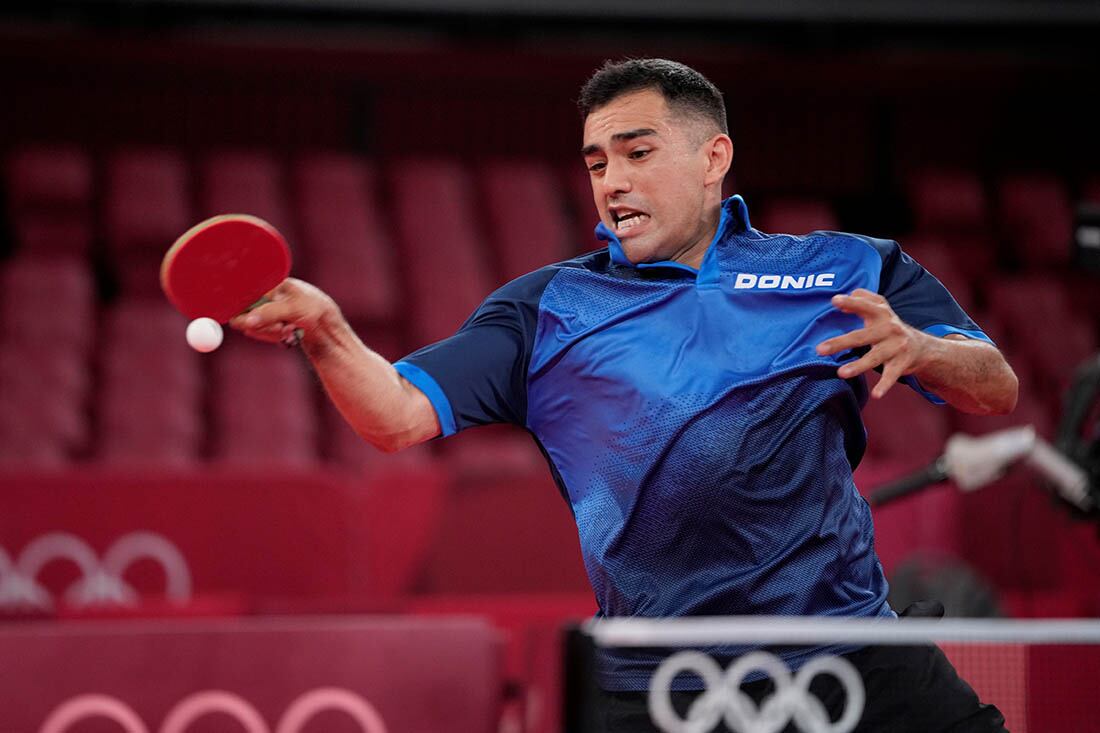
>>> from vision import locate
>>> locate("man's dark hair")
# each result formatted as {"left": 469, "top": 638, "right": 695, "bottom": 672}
{"left": 578, "top": 58, "right": 728, "bottom": 135}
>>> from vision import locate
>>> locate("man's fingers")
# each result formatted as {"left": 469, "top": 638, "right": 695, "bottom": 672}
{"left": 235, "top": 299, "right": 299, "bottom": 330}
{"left": 837, "top": 345, "right": 891, "bottom": 379}
{"left": 817, "top": 327, "right": 877, "bottom": 356}
{"left": 265, "top": 277, "right": 301, "bottom": 301}
{"left": 830, "top": 293, "right": 886, "bottom": 318}
{"left": 824, "top": 290, "right": 919, "bottom": 393}
{"left": 873, "top": 361, "right": 904, "bottom": 399}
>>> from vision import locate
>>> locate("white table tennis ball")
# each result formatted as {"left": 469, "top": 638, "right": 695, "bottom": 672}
{"left": 186, "top": 317, "right": 223, "bottom": 353}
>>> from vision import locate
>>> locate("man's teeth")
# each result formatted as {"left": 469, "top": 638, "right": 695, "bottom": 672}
{"left": 616, "top": 213, "right": 648, "bottom": 231}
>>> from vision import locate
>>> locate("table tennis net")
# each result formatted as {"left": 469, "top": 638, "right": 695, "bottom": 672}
{"left": 563, "top": 615, "right": 1100, "bottom": 733}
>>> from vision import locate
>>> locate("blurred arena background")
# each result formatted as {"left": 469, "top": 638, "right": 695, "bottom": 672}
{"left": 2, "top": 1, "right": 1100, "bottom": 730}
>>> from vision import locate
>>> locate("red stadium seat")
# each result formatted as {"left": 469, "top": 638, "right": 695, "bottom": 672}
{"left": 99, "top": 301, "right": 199, "bottom": 397}
{"left": 293, "top": 153, "right": 401, "bottom": 323}
{"left": 1028, "top": 314, "right": 1097, "bottom": 394}
{"left": 98, "top": 387, "right": 201, "bottom": 439}
{"left": 0, "top": 256, "right": 96, "bottom": 352}
{"left": 479, "top": 158, "right": 572, "bottom": 284}
{"left": 104, "top": 147, "right": 192, "bottom": 296}
{"left": 0, "top": 346, "right": 89, "bottom": 404}
{"left": 5, "top": 146, "right": 94, "bottom": 257}
{"left": 996, "top": 173, "right": 1075, "bottom": 268}
{"left": 102, "top": 299, "right": 191, "bottom": 347}
{"left": 97, "top": 429, "right": 202, "bottom": 468}
{"left": 209, "top": 341, "right": 319, "bottom": 466}
{"left": 198, "top": 150, "right": 292, "bottom": 237}
{"left": 1, "top": 253, "right": 94, "bottom": 301}
{"left": 9, "top": 217, "right": 93, "bottom": 256}
{"left": 755, "top": 198, "right": 839, "bottom": 234}
{"left": 104, "top": 147, "right": 191, "bottom": 255}
{"left": 906, "top": 168, "right": 989, "bottom": 233}
{"left": 96, "top": 300, "right": 203, "bottom": 465}
{"left": 4, "top": 145, "right": 92, "bottom": 214}
{"left": 2, "top": 386, "right": 88, "bottom": 454}
{"left": 0, "top": 256, "right": 96, "bottom": 463}
{"left": 216, "top": 431, "right": 318, "bottom": 469}
{"left": 0, "top": 431, "right": 69, "bottom": 468}
{"left": 390, "top": 158, "right": 494, "bottom": 345}
{"left": 100, "top": 341, "right": 201, "bottom": 393}
{"left": 903, "top": 169, "right": 1001, "bottom": 279}
{"left": 985, "top": 275, "right": 1073, "bottom": 352}
{"left": 985, "top": 274, "right": 1093, "bottom": 397}
{"left": 97, "top": 380, "right": 202, "bottom": 456}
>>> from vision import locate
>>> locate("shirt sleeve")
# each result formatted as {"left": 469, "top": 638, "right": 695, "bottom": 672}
{"left": 865, "top": 237, "right": 994, "bottom": 403}
{"left": 393, "top": 266, "right": 558, "bottom": 437}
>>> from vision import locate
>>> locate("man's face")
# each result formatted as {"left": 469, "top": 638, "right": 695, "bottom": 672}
{"left": 582, "top": 88, "right": 714, "bottom": 265}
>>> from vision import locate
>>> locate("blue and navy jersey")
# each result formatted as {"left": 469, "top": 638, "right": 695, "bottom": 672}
{"left": 394, "top": 195, "right": 991, "bottom": 690}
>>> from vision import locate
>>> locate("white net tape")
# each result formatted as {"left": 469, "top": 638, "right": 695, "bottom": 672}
{"left": 582, "top": 616, "right": 1100, "bottom": 733}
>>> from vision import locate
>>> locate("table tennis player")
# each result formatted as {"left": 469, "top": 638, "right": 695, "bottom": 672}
{"left": 233, "top": 58, "right": 1018, "bottom": 732}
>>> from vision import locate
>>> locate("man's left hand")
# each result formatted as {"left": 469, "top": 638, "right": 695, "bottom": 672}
{"left": 815, "top": 288, "right": 933, "bottom": 399}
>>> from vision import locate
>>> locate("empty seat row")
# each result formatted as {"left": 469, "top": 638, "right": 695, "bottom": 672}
{"left": 908, "top": 168, "right": 1084, "bottom": 268}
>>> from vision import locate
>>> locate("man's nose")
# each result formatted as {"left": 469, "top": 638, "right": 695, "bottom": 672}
{"left": 601, "top": 159, "right": 632, "bottom": 197}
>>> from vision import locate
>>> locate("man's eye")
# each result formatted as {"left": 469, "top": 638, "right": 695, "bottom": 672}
{"left": 629, "top": 149, "right": 651, "bottom": 160}
{"left": 587, "top": 161, "right": 606, "bottom": 173}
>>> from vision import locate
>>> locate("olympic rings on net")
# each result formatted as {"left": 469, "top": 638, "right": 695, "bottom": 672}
{"left": 647, "top": 649, "right": 865, "bottom": 733}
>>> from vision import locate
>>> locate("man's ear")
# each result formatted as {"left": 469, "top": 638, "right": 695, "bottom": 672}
{"left": 703, "top": 134, "right": 734, "bottom": 188}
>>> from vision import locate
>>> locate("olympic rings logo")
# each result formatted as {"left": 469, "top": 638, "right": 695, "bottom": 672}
{"left": 647, "top": 650, "right": 865, "bottom": 733}
{"left": 40, "top": 687, "right": 388, "bottom": 733}
{"left": 0, "top": 532, "right": 191, "bottom": 611}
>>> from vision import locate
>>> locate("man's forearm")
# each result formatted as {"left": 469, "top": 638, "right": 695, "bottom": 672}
{"left": 912, "top": 334, "right": 1019, "bottom": 416}
{"left": 301, "top": 316, "right": 440, "bottom": 452}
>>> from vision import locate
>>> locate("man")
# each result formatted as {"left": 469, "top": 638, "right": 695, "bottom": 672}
{"left": 235, "top": 59, "right": 1017, "bottom": 731}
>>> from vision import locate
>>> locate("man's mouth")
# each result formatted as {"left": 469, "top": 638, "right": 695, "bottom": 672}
{"left": 611, "top": 208, "right": 650, "bottom": 232}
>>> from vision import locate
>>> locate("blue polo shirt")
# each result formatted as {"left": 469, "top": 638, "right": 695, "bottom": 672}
{"left": 394, "top": 195, "right": 991, "bottom": 690}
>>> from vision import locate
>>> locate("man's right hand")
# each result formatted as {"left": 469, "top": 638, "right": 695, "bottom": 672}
{"left": 229, "top": 277, "right": 342, "bottom": 349}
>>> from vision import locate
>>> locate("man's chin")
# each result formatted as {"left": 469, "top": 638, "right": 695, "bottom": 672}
{"left": 620, "top": 239, "right": 665, "bottom": 265}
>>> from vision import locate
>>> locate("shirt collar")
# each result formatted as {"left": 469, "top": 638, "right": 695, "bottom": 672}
{"left": 594, "top": 195, "right": 752, "bottom": 276}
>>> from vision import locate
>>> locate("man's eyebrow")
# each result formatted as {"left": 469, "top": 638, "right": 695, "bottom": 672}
{"left": 613, "top": 127, "right": 658, "bottom": 143}
{"left": 581, "top": 128, "right": 659, "bottom": 157}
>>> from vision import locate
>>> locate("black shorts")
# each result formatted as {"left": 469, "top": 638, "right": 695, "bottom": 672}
{"left": 592, "top": 643, "right": 1008, "bottom": 733}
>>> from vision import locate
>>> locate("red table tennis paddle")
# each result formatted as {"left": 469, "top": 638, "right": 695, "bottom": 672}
{"left": 160, "top": 214, "right": 300, "bottom": 346}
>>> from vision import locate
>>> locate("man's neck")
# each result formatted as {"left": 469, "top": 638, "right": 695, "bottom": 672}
{"left": 670, "top": 202, "right": 722, "bottom": 270}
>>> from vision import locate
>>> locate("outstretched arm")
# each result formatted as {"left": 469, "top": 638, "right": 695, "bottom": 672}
{"left": 230, "top": 278, "right": 440, "bottom": 452}
{"left": 816, "top": 289, "right": 1019, "bottom": 415}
